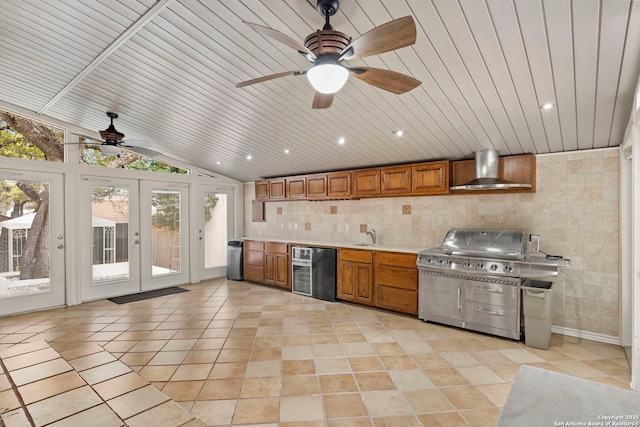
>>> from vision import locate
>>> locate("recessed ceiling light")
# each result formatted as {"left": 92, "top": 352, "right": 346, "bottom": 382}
{"left": 246, "top": 155, "right": 252, "bottom": 160}
{"left": 541, "top": 102, "right": 554, "bottom": 110}
{"left": 284, "top": 149, "right": 290, "bottom": 154}
{"left": 394, "top": 129, "right": 404, "bottom": 137}
{"left": 216, "top": 161, "right": 221, "bottom": 165}
{"left": 338, "top": 137, "right": 345, "bottom": 145}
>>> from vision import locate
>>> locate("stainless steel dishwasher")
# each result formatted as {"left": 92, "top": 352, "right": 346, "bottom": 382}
{"left": 291, "top": 246, "right": 337, "bottom": 302}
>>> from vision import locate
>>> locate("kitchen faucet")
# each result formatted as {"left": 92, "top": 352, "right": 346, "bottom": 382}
{"left": 366, "top": 228, "right": 377, "bottom": 244}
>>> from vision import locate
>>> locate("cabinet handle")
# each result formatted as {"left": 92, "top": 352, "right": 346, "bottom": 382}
{"left": 474, "top": 307, "right": 504, "bottom": 316}
{"left": 474, "top": 285, "right": 504, "bottom": 293}
{"left": 457, "top": 287, "right": 462, "bottom": 312}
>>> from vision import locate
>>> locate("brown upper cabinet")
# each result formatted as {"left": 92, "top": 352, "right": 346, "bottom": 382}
{"left": 451, "top": 154, "right": 536, "bottom": 194}
{"left": 381, "top": 165, "right": 412, "bottom": 195}
{"left": 269, "top": 178, "right": 286, "bottom": 200}
{"left": 255, "top": 180, "right": 269, "bottom": 201}
{"left": 286, "top": 176, "right": 306, "bottom": 200}
{"left": 353, "top": 169, "right": 381, "bottom": 197}
{"left": 412, "top": 161, "right": 450, "bottom": 195}
{"left": 306, "top": 174, "right": 328, "bottom": 199}
{"left": 327, "top": 171, "right": 352, "bottom": 198}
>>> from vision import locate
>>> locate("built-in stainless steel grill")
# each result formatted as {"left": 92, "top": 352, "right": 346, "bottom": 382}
{"left": 417, "top": 228, "right": 570, "bottom": 340}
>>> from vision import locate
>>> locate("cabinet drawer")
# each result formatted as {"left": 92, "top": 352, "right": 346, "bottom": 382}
{"left": 376, "top": 285, "right": 417, "bottom": 314}
{"left": 464, "top": 302, "right": 517, "bottom": 332}
{"left": 244, "top": 241, "right": 264, "bottom": 252}
{"left": 265, "top": 242, "right": 288, "bottom": 254}
{"left": 244, "top": 265, "right": 264, "bottom": 283}
{"left": 376, "top": 265, "right": 417, "bottom": 290}
{"left": 464, "top": 281, "right": 518, "bottom": 309}
{"left": 376, "top": 251, "right": 417, "bottom": 269}
{"left": 339, "top": 248, "right": 373, "bottom": 263}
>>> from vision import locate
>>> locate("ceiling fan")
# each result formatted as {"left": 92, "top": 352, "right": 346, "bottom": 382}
{"left": 236, "top": 0, "right": 422, "bottom": 109}
{"left": 72, "top": 112, "right": 161, "bottom": 157}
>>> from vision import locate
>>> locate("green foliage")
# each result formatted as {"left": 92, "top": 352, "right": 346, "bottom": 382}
{"left": 204, "top": 193, "right": 219, "bottom": 221}
{"left": 81, "top": 145, "right": 188, "bottom": 174}
{"left": 151, "top": 192, "right": 180, "bottom": 230}
{"left": 0, "top": 122, "right": 47, "bottom": 160}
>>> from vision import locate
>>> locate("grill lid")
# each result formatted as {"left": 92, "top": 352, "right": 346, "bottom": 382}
{"left": 441, "top": 227, "right": 527, "bottom": 260}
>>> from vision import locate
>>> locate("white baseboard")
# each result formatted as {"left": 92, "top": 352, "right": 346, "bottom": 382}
{"left": 551, "top": 325, "right": 621, "bottom": 345}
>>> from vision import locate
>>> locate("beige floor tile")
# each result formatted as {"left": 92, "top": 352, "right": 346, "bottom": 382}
{"left": 498, "top": 348, "right": 546, "bottom": 364}
{"left": 361, "top": 390, "right": 413, "bottom": 417}
{"left": 119, "top": 351, "right": 156, "bottom": 366}
{"left": 439, "top": 351, "right": 482, "bottom": 368}
{"left": 0, "top": 340, "right": 49, "bottom": 358}
{"left": 280, "top": 395, "right": 324, "bottom": 422}
{"left": 92, "top": 371, "right": 149, "bottom": 401}
{"left": 147, "top": 351, "right": 189, "bottom": 366}
{"left": 192, "top": 338, "right": 225, "bottom": 350}
{"left": 372, "top": 415, "right": 422, "bottom": 427}
{"left": 162, "top": 380, "right": 205, "bottom": 401}
{"left": 459, "top": 407, "right": 502, "bottom": 427}
{"left": 129, "top": 340, "right": 167, "bottom": 352}
{"left": 403, "top": 388, "right": 454, "bottom": 413}
{"left": 411, "top": 353, "right": 452, "bottom": 370}
{"left": 170, "top": 363, "right": 213, "bottom": 381}
{"left": 125, "top": 400, "right": 193, "bottom": 427}
{"left": 549, "top": 359, "right": 608, "bottom": 378}
{"left": 27, "top": 386, "right": 103, "bottom": 426}
{"left": 282, "top": 374, "right": 321, "bottom": 397}
{"left": 246, "top": 360, "right": 282, "bottom": 377}
{"left": 476, "top": 383, "right": 512, "bottom": 407}
{"left": 138, "top": 365, "right": 178, "bottom": 382}
{"left": 417, "top": 411, "right": 468, "bottom": 426}
{"left": 323, "top": 393, "right": 368, "bottom": 418}
{"left": 422, "top": 368, "right": 469, "bottom": 387}
{"left": 3, "top": 347, "right": 60, "bottom": 371}
{"left": 315, "top": 358, "right": 351, "bottom": 374}
{"left": 349, "top": 356, "right": 384, "bottom": 372}
{"left": 319, "top": 373, "right": 358, "bottom": 393}
{"left": 67, "top": 351, "right": 117, "bottom": 371}
{"left": 208, "top": 362, "right": 247, "bottom": 379}
{"left": 79, "top": 360, "right": 131, "bottom": 385}
{"left": 0, "top": 388, "right": 21, "bottom": 412}
{"left": 198, "top": 378, "right": 243, "bottom": 400}
{"left": 107, "top": 384, "right": 169, "bottom": 418}
{"left": 455, "top": 366, "right": 507, "bottom": 385}
{"left": 240, "top": 377, "right": 281, "bottom": 398}
{"left": 379, "top": 355, "right": 418, "bottom": 370}
{"left": 282, "top": 345, "right": 315, "bottom": 360}
{"left": 10, "top": 358, "right": 72, "bottom": 386}
{"left": 355, "top": 371, "right": 397, "bottom": 391}
{"left": 18, "top": 371, "right": 86, "bottom": 404}
{"left": 388, "top": 369, "right": 434, "bottom": 390}
{"left": 283, "top": 359, "right": 316, "bottom": 375}
{"left": 45, "top": 403, "right": 123, "bottom": 427}
{"left": 190, "top": 399, "right": 237, "bottom": 425}
{"left": 440, "top": 386, "right": 496, "bottom": 410}
{"left": 232, "top": 397, "right": 279, "bottom": 424}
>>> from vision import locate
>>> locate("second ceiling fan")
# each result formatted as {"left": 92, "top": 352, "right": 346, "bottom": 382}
{"left": 236, "top": 0, "right": 422, "bottom": 109}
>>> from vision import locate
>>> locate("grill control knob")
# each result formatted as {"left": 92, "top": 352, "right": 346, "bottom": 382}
{"left": 463, "top": 262, "right": 472, "bottom": 268}
{"left": 490, "top": 264, "right": 498, "bottom": 271}
{"left": 504, "top": 265, "right": 513, "bottom": 273}
{"left": 476, "top": 263, "right": 484, "bottom": 270}
{"left": 445, "top": 260, "right": 452, "bottom": 267}
{"left": 437, "top": 259, "right": 444, "bottom": 265}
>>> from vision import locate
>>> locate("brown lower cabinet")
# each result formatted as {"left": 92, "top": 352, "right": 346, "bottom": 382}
{"left": 374, "top": 251, "right": 418, "bottom": 315}
{"left": 337, "top": 249, "right": 374, "bottom": 306}
{"left": 243, "top": 240, "right": 290, "bottom": 289}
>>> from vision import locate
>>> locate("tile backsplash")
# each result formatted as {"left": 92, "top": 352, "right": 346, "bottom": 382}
{"left": 244, "top": 149, "right": 620, "bottom": 338}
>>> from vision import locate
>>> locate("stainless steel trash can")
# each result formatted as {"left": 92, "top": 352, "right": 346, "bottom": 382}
{"left": 522, "top": 279, "right": 553, "bottom": 349}
{"left": 227, "top": 240, "right": 243, "bottom": 280}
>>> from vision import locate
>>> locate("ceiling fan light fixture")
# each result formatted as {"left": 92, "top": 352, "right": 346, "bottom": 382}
{"left": 100, "top": 145, "right": 122, "bottom": 156}
{"left": 307, "top": 62, "right": 349, "bottom": 94}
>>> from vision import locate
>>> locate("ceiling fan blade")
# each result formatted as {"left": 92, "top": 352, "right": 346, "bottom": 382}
{"left": 71, "top": 133, "right": 103, "bottom": 144}
{"left": 243, "top": 22, "right": 316, "bottom": 60}
{"left": 351, "top": 67, "right": 421, "bottom": 94}
{"left": 121, "top": 139, "right": 151, "bottom": 148}
{"left": 123, "top": 146, "right": 162, "bottom": 158}
{"left": 236, "top": 71, "right": 305, "bottom": 88}
{"left": 312, "top": 92, "right": 334, "bottom": 109}
{"left": 339, "top": 16, "right": 417, "bottom": 61}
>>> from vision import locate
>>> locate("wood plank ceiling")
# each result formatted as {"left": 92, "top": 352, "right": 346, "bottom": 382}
{"left": 1, "top": 0, "right": 639, "bottom": 182}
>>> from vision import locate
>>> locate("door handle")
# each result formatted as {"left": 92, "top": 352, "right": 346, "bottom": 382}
{"left": 474, "top": 285, "right": 504, "bottom": 293}
{"left": 134, "top": 240, "right": 140, "bottom": 244}
{"left": 474, "top": 307, "right": 504, "bottom": 316}
{"left": 57, "top": 244, "right": 63, "bottom": 249}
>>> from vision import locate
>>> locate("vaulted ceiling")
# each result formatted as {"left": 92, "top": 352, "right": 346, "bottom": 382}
{"left": 1, "top": 0, "right": 639, "bottom": 182}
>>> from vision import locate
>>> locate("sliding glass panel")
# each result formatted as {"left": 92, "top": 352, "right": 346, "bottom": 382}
{"left": 151, "top": 190, "right": 181, "bottom": 276}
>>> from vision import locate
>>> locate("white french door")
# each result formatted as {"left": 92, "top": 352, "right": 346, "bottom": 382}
{"left": 140, "top": 181, "right": 189, "bottom": 291}
{"left": 80, "top": 178, "right": 189, "bottom": 300}
{"left": 198, "top": 185, "right": 234, "bottom": 280}
{"left": 79, "top": 177, "right": 140, "bottom": 301}
{"left": 0, "top": 170, "right": 65, "bottom": 315}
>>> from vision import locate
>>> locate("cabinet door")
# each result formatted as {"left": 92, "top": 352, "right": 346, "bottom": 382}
{"left": 338, "top": 261, "right": 357, "bottom": 301}
{"left": 412, "top": 161, "right": 449, "bottom": 195}
{"left": 275, "top": 253, "right": 289, "bottom": 288}
{"left": 419, "top": 271, "right": 464, "bottom": 324}
{"left": 255, "top": 180, "right": 269, "bottom": 200}
{"left": 307, "top": 174, "right": 328, "bottom": 199}
{"left": 353, "top": 169, "right": 381, "bottom": 197}
{"left": 286, "top": 176, "right": 306, "bottom": 199}
{"left": 327, "top": 171, "right": 351, "bottom": 198}
{"left": 264, "top": 252, "right": 276, "bottom": 284}
{"left": 269, "top": 179, "right": 286, "bottom": 199}
{"left": 381, "top": 166, "right": 411, "bottom": 195}
{"left": 354, "top": 262, "right": 374, "bottom": 305}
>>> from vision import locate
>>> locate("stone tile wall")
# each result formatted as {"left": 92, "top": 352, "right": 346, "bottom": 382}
{"left": 244, "top": 149, "right": 620, "bottom": 337}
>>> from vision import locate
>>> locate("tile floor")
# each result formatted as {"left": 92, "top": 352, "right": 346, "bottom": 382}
{"left": 0, "top": 278, "right": 632, "bottom": 426}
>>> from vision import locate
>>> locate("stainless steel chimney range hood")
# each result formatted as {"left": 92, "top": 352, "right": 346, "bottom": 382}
{"left": 450, "top": 148, "right": 532, "bottom": 191}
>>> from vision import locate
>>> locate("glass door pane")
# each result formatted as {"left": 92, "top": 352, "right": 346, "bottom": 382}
{"left": 199, "top": 186, "right": 234, "bottom": 280}
{"left": 80, "top": 177, "right": 139, "bottom": 301}
{"left": 0, "top": 172, "right": 64, "bottom": 315}
{"left": 140, "top": 182, "right": 189, "bottom": 291}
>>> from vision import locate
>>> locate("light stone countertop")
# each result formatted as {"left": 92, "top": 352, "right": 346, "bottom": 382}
{"left": 241, "top": 237, "right": 425, "bottom": 255}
